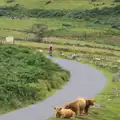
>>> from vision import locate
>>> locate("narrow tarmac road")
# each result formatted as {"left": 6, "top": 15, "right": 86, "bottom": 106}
{"left": 0, "top": 58, "right": 106, "bottom": 120}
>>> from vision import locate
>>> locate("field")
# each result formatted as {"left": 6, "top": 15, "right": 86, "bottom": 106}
{"left": 0, "top": 0, "right": 120, "bottom": 45}
{"left": 0, "top": 0, "right": 120, "bottom": 119}
{"left": 1, "top": 0, "right": 120, "bottom": 10}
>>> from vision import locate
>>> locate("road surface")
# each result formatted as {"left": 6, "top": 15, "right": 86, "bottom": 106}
{"left": 0, "top": 57, "right": 106, "bottom": 120}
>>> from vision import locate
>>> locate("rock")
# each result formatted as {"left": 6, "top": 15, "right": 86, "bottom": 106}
{"left": 60, "top": 52, "right": 64, "bottom": 56}
{"left": 66, "top": 54, "right": 76, "bottom": 59}
{"left": 91, "top": 104, "right": 101, "bottom": 108}
{"left": 39, "top": 49, "right": 43, "bottom": 52}
{"left": 72, "top": 54, "right": 76, "bottom": 57}
{"left": 76, "top": 56, "right": 81, "bottom": 61}
{"left": 117, "top": 60, "right": 120, "bottom": 63}
{"left": 112, "top": 73, "right": 120, "bottom": 82}
{"left": 35, "top": 49, "right": 43, "bottom": 53}
{"left": 67, "top": 54, "right": 73, "bottom": 59}
{"left": 94, "top": 58, "right": 101, "bottom": 61}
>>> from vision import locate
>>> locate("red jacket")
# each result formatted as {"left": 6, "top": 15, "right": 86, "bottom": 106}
{"left": 49, "top": 46, "right": 53, "bottom": 50}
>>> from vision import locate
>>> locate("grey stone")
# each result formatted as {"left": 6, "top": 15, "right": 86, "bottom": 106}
{"left": 92, "top": 104, "right": 101, "bottom": 108}
{"left": 112, "top": 73, "right": 120, "bottom": 82}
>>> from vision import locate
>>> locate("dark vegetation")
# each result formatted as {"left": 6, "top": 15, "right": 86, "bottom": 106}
{"left": 114, "top": 0, "right": 120, "bottom": 2}
{"left": 31, "top": 24, "right": 48, "bottom": 42}
{"left": 6, "top": 0, "right": 15, "bottom": 3}
{"left": 45, "top": 0, "right": 52, "bottom": 5}
{"left": 0, "top": 4, "right": 120, "bottom": 21}
{"left": 0, "top": 44, "right": 70, "bottom": 113}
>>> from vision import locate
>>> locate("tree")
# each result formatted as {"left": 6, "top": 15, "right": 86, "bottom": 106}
{"left": 31, "top": 24, "right": 48, "bottom": 42}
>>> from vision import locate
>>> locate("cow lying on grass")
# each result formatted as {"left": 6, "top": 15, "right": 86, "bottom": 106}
{"left": 53, "top": 106, "right": 76, "bottom": 119}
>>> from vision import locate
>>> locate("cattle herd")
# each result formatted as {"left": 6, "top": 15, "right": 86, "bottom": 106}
{"left": 53, "top": 97, "right": 96, "bottom": 119}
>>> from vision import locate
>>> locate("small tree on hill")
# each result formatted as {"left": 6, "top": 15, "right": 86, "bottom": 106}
{"left": 32, "top": 24, "right": 48, "bottom": 42}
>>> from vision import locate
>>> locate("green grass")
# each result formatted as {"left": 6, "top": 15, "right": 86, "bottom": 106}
{"left": 0, "top": 17, "right": 109, "bottom": 31}
{"left": 11, "top": 40, "right": 120, "bottom": 73}
{"left": 0, "top": 17, "right": 120, "bottom": 46}
{"left": 0, "top": 29, "right": 34, "bottom": 38}
{"left": 0, "top": 18, "right": 35, "bottom": 29}
{"left": 0, "top": 44, "right": 70, "bottom": 114}
{"left": 14, "top": 40, "right": 120, "bottom": 57}
{"left": 0, "top": 0, "right": 120, "bottom": 10}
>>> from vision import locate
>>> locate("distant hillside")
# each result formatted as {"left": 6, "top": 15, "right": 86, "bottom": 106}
{"left": 0, "top": 0, "right": 120, "bottom": 45}
{"left": 0, "top": 3, "right": 120, "bottom": 20}
{"left": 0, "top": 0, "right": 120, "bottom": 10}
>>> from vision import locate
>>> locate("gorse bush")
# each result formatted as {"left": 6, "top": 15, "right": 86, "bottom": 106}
{"left": 114, "top": 0, "right": 120, "bottom": 2}
{"left": 6, "top": 0, "right": 15, "bottom": 3}
{"left": 0, "top": 44, "right": 70, "bottom": 113}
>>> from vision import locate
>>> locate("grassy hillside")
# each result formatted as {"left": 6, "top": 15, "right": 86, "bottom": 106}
{"left": 0, "top": 0, "right": 120, "bottom": 10}
{"left": 0, "top": 0, "right": 120, "bottom": 119}
{"left": 0, "top": 0, "right": 120, "bottom": 45}
{"left": 0, "top": 17, "right": 120, "bottom": 45}
{"left": 0, "top": 44, "right": 70, "bottom": 114}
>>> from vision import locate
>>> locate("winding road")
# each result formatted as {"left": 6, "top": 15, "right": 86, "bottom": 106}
{"left": 0, "top": 57, "right": 106, "bottom": 120}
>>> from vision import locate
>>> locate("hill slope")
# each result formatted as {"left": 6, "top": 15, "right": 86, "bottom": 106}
{"left": 0, "top": 0, "right": 120, "bottom": 10}
{"left": 0, "top": 44, "right": 70, "bottom": 114}
{"left": 0, "top": 0, "right": 120, "bottom": 45}
{"left": 0, "top": 0, "right": 120, "bottom": 119}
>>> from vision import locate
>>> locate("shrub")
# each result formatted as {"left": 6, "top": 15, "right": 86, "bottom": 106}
{"left": 113, "top": 0, "right": 120, "bottom": 2}
{"left": 0, "top": 5, "right": 120, "bottom": 20}
{"left": 31, "top": 24, "right": 48, "bottom": 42}
{"left": 0, "top": 44, "right": 70, "bottom": 113}
{"left": 6, "top": 0, "right": 15, "bottom": 3}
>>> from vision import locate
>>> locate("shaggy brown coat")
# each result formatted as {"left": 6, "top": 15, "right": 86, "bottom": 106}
{"left": 54, "top": 107, "right": 76, "bottom": 119}
{"left": 64, "top": 98, "right": 95, "bottom": 117}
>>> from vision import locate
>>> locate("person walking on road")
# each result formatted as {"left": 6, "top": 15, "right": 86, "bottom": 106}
{"left": 49, "top": 44, "right": 53, "bottom": 56}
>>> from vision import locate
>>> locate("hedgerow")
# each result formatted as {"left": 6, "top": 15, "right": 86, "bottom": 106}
{"left": 0, "top": 4, "right": 120, "bottom": 20}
